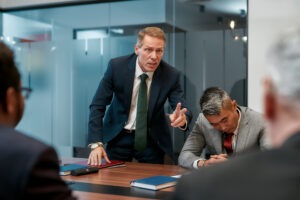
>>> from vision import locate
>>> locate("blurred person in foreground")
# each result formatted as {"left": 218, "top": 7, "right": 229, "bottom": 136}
{"left": 178, "top": 87, "right": 269, "bottom": 169}
{"left": 171, "top": 27, "right": 300, "bottom": 200}
{"left": 0, "top": 41, "right": 75, "bottom": 199}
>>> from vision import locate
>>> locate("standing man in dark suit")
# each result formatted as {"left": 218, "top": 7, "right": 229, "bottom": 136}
{"left": 0, "top": 41, "right": 75, "bottom": 199}
{"left": 171, "top": 27, "right": 300, "bottom": 200}
{"left": 178, "top": 87, "right": 269, "bottom": 169}
{"left": 88, "top": 27, "right": 192, "bottom": 165}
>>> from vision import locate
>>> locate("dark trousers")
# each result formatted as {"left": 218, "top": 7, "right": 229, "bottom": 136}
{"left": 106, "top": 129, "right": 164, "bottom": 164}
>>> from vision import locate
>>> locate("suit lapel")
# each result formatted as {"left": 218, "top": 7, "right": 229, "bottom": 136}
{"left": 124, "top": 55, "right": 136, "bottom": 113}
{"left": 235, "top": 107, "right": 250, "bottom": 152}
{"left": 148, "top": 66, "right": 162, "bottom": 121}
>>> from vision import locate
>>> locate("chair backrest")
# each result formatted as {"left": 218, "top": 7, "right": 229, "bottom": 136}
{"left": 73, "top": 147, "right": 90, "bottom": 158}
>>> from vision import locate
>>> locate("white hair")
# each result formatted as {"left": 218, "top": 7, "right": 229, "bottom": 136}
{"left": 267, "top": 27, "right": 300, "bottom": 104}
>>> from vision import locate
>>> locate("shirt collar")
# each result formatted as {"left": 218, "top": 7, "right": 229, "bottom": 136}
{"left": 233, "top": 108, "right": 241, "bottom": 135}
{"left": 135, "top": 58, "right": 154, "bottom": 80}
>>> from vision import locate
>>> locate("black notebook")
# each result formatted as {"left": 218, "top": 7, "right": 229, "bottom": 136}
{"left": 60, "top": 164, "right": 88, "bottom": 176}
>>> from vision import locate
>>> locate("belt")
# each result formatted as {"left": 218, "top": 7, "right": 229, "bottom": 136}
{"left": 123, "top": 129, "right": 135, "bottom": 133}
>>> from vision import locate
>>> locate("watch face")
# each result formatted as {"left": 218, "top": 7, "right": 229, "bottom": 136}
{"left": 91, "top": 143, "right": 98, "bottom": 149}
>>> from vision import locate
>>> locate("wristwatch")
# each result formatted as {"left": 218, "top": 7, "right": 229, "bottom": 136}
{"left": 88, "top": 142, "right": 103, "bottom": 150}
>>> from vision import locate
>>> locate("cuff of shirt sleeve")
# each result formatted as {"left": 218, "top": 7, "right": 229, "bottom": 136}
{"left": 178, "top": 120, "right": 188, "bottom": 131}
{"left": 193, "top": 158, "right": 206, "bottom": 169}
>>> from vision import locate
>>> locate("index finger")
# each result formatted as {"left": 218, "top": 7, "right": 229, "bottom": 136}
{"left": 87, "top": 153, "right": 95, "bottom": 165}
{"left": 180, "top": 108, "right": 187, "bottom": 115}
{"left": 218, "top": 153, "right": 228, "bottom": 158}
{"left": 174, "top": 102, "right": 182, "bottom": 116}
{"left": 102, "top": 150, "right": 111, "bottom": 164}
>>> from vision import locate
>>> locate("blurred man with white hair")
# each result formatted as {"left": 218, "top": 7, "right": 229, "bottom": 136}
{"left": 170, "top": 27, "right": 300, "bottom": 200}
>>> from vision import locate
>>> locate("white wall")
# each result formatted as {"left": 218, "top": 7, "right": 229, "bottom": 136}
{"left": 0, "top": 13, "right": 2, "bottom": 34}
{"left": 248, "top": 0, "right": 300, "bottom": 112}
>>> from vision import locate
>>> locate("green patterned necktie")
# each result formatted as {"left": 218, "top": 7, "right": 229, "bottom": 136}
{"left": 134, "top": 73, "right": 148, "bottom": 152}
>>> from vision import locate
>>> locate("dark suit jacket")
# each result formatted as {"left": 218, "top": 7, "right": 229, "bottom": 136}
{"left": 171, "top": 132, "right": 300, "bottom": 200}
{"left": 0, "top": 125, "right": 75, "bottom": 200}
{"left": 88, "top": 53, "right": 192, "bottom": 156}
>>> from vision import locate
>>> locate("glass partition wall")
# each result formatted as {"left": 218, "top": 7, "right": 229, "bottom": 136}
{"left": 0, "top": 0, "right": 247, "bottom": 160}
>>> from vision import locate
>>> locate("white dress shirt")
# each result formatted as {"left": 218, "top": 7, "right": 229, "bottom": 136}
{"left": 124, "top": 58, "right": 153, "bottom": 131}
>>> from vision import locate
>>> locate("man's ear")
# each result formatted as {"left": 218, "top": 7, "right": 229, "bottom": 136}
{"left": 263, "top": 78, "right": 276, "bottom": 121}
{"left": 5, "top": 87, "right": 17, "bottom": 115}
{"left": 264, "top": 92, "right": 276, "bottom": 120}
{"left": 134, "top": 44, "right": 139, "bottom": 55}
{"left": 231, "top": 99, "right": 237, "bottom": 108}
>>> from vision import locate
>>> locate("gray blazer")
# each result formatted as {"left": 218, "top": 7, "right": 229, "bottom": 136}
{"left": 178, "top": 106, "right": 270, "bottom": 168}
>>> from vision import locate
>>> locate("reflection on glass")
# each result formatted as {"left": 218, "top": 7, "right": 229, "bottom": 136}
{"left": 2, "top": 0, "right": 247, "bottom": 158}
{"left": 21, "top": 87, "right": 32, "bottom": 99}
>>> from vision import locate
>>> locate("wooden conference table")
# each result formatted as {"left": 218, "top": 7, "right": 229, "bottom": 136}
{"left": 61, "top": 158, "right": 187, "bottom": 200}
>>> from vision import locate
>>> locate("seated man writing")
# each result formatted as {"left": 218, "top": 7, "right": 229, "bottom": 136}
{"left": 178, "top": 87, "right": 270, "bottom": 169}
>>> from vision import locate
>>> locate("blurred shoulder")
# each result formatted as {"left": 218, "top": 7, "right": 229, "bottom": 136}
{"left": 0, "top": 125, "right": 54, "bottom": 158}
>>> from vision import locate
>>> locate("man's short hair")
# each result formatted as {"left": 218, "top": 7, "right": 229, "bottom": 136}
{"left": 200, "top": 87, "right": 231, "bottom": 116}
{"left": 0, "top": 42, "right": 20, "bottom": 111}
{"left": 136, "top": 27, "right": 166, "bottom": 48}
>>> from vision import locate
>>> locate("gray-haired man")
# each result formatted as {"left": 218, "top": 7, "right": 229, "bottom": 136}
{"left": 178, "top": 87, "right": 270, "bottom": 169}
{"left": 172, "top": 27, "right": 300, "bottom": 200}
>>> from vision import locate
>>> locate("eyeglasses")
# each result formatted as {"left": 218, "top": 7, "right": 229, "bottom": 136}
{"left": 21, "top": 87, "right": 32, "bottom": 99}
